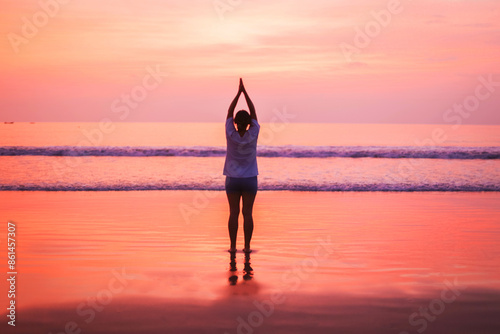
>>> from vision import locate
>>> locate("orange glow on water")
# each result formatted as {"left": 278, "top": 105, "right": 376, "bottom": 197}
{"left": 1, "top": 191, "right": 499, "bottom": 310}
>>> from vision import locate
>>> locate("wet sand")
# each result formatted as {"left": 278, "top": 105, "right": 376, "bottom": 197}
{"left": 1, "top": 191, "right": 499, "bottom": 333}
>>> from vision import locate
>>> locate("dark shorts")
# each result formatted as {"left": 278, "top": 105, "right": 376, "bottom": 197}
{"left": 225, "top": 176, "right": 258, "bottom": 194}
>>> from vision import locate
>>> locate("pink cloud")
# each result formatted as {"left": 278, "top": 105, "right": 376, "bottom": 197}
{"left": 0, "top": 0, "right": 499, "bottom": 123}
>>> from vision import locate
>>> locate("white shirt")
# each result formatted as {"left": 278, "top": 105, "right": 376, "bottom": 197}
{"left": 223, "top": 117, "right": 260, "bottom": 177}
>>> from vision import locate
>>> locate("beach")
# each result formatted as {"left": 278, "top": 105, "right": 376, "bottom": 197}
{"left": 1, "top": 190, "right": 499, "bottom": 333}
{"left": 3, "top": 0, "right": 499, "bottom": 332}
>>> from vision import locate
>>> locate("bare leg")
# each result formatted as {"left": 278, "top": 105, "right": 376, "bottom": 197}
{"left": 242, "top": 191, "right": 256, "bottom": 251}
{"left": 226, "top": 192, "right": 241, "bottom": 251}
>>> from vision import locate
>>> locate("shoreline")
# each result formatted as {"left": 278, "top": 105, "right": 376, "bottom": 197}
{"left": 1, "top": 188, "right": 500, "bottom": 192}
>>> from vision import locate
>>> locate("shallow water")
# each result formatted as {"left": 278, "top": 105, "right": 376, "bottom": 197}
{"left": 1, "top": 156, "right": 500, "bottom": 191}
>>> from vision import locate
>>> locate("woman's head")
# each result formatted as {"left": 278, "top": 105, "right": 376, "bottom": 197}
{"left": 234, "top": 110, "right": 251, "bottom": 131}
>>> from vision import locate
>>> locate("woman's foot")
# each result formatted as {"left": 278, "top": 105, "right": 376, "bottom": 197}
{"left": 242, "top": 248, "right": 252, "bottom": 254}
{"left": 228, "top": 248, "right": 237, "bottom": 253}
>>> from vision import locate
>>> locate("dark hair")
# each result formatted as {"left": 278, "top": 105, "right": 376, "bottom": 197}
{"left": 234, "top": 110, "right": 251, "bottom": 126}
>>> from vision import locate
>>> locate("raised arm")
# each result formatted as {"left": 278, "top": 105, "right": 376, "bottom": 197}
{"left": 227, "top": 82, "right": 242, "bottom": 120}
{"left": 240, "top": 79, "right": 257, "bottom": 121}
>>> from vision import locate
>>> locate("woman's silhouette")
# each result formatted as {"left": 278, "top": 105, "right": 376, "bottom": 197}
{"left": 223, "top": 78, "right": 259, "bottom": 254}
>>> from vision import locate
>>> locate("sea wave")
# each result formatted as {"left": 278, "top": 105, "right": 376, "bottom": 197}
{"left": 1, "top": 145, "right": 500, "bottom": 159}
{"left": 1, "top": 182, "right": 498, "bottom": 192}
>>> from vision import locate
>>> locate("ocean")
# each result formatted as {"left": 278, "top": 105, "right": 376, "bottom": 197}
{"left": 1, "top": 122, "right": 499, "bottom": 191}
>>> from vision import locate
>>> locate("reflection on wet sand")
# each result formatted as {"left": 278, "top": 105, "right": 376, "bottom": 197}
{"left": 228, "top": 252, "right": 238, "bottom": 285}
{"left": 243, "top": 253, "right": 254, "bottom": 281}
{"left": 227, "top": 252, "right": 257, "bottom": 302}
{"left": 228, "top": 252, "right": 254, "bottom": 286}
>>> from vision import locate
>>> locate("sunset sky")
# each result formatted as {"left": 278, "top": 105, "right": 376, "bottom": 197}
{"left": 1, "top": 0, "right": 499, "bottom": 123}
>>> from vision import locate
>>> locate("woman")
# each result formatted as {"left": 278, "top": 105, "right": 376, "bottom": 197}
{"left": 223, "top": 78, "right": 259, "bottom": 254}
